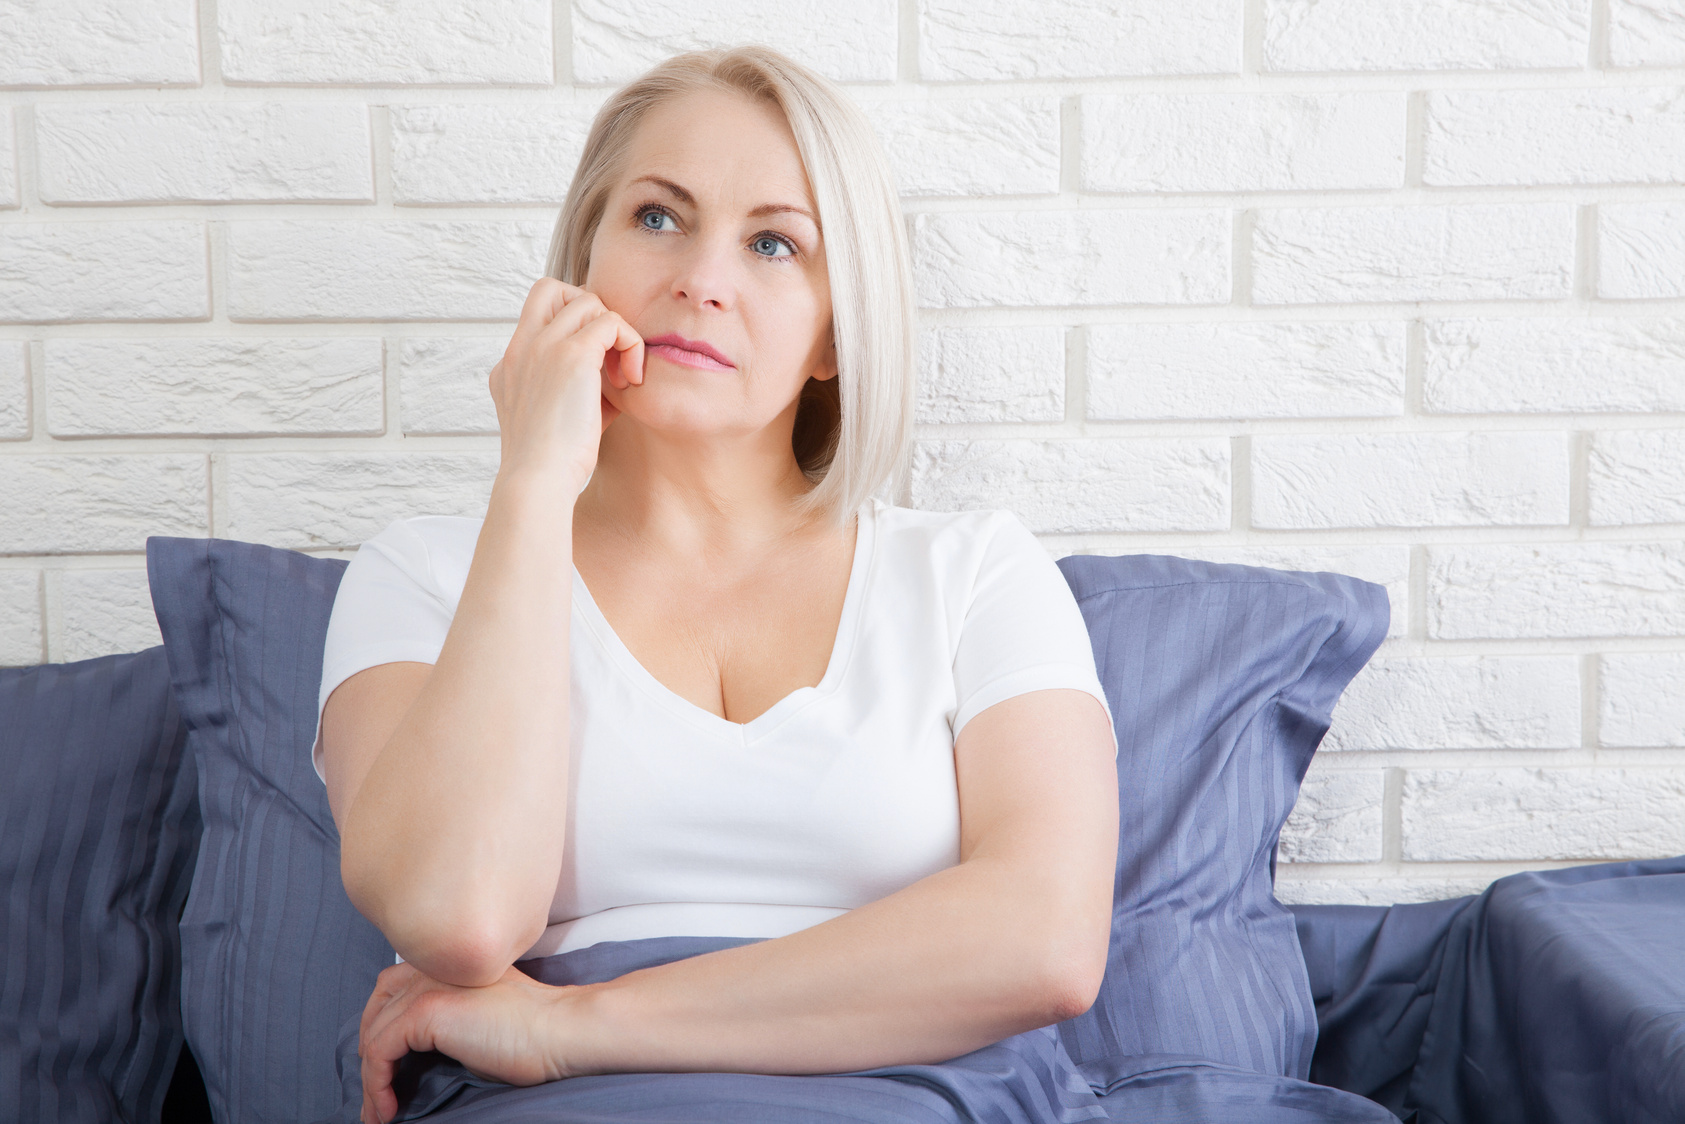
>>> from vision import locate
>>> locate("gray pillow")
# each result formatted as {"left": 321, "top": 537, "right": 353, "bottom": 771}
{"left": 147, "top": 537, "right": 393, "bottom": 1124}
{"left": 144, "top": 534, "right": 1384, "bottom": 1121}
{"left": 1053, "top": 553, "right": 1388, "bottom": 1082}
{"left": 0, "top": 647, "right": 199, "bottom": 1123}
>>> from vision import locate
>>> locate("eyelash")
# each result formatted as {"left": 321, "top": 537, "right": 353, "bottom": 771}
{"left": 631, "top": 202, "right": 799, "bottom": 260}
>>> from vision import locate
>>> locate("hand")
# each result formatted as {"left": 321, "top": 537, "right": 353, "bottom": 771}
{"left": 489, "top": 278, "right": 645, "bottom": 491}
{"left": 357, "top": 960, "right": 590, "bottom": 1124}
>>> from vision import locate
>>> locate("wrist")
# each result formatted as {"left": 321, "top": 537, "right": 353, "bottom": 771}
{"left": 543, "top": 980, "right": 622, "bottom": 1079}
{"left": 493, "top": 465, "right": 589, "bottom": 511}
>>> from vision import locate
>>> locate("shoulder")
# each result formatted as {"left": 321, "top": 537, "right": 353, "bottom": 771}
{"left": 347, "top": 514, "right": 485, "bottom": 605}
{"left": 872, "top": 501, "right": 1043, "bottom": 575}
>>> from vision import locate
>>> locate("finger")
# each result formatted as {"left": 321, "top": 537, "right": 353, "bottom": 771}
{"left": 359, "top": 964, "right": 417, "bottom": 1049}
{"left": 600, "top": 392, "right": 621, "bottom": 435}
{"left": 531, "top": 291, "right": 608, "bottom": 351}
{"left": 362, "top": 992, "right": 443, "bottom": 1124}
{"left": 579, "top": 310, "right": 645, "bottom": 388}
{"left": 509, "top": 278, "right": 586, "bottom": 350}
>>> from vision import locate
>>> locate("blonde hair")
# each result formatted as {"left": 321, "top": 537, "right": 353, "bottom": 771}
{"left": 544, "top": 46, "right": 916, "bottom": 529}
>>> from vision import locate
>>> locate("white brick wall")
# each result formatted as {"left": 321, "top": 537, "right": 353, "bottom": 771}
{"left": 2, "top": 0, "right": 1681, "bottom": 907}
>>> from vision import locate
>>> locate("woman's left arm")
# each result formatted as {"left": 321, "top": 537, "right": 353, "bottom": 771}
{"left": 359, "top": 685, "right": 1115, "bottom": 1112}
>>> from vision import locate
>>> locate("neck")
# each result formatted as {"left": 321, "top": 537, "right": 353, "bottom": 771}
{"left": 576, "top": 413, "right": 825, "bottom": 562}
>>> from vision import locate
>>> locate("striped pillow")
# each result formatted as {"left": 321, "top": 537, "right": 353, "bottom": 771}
{"left": 0, "top": 647, "right": 199, "bottom": 1123}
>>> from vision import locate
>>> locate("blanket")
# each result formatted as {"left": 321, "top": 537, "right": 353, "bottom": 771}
{"left": 314, "top": 935, "right": 1393, "bottom": 1123}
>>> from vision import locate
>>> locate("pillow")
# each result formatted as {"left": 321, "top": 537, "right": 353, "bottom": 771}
{"left": 0, "top": 647, "right": 199, "bottom": 1123}
{"left": 146, "top": 537, "right": 394, "bottom": 1124}
{"left": 1051, "top": 553, "right": 1388, "bottom": 1082}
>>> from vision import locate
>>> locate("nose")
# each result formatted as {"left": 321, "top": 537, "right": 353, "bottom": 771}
{"left": 669, "top": 231, "right": 739, "bottom": 312}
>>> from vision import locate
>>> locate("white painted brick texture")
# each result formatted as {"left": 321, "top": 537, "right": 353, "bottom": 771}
{"left": 1600, "top": 204, "right": 1685, "bottom": 300}
{"left": 3, "top": 1, "right": 1681, "bottom": 905}
{"left": 919, "top": 0, "right": 1241, "bottom": 80}
{"left": 1252, "top": 204, "right": 1575, "bottom": 304}
{"left": 1084, "top": 93, "right": 1405, "bottom": 193}
{"left": 217, "top": 1, "right": 552, "bottom": 85}
{"left": 44, "top": 338, "right": 385, "bottom": 437}
{"left": 0, "top": 342, "right": 27, "bottom": 439}
{"left": 1089, "top": 321, "right": 1405, "bottom": 420}
{"left": 0, "top": 0, "right": 200, "bottom": 87}
{"left": 575, "top": 0, "right": 897, "bottom": 84}
{"left": 1261, "top": 0, "right": 1590, "bottom": 72}
{"left": 36, "top": 104, "right": 373, "bottom": 204}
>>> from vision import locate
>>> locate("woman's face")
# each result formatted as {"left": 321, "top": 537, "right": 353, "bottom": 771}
{"left": 585, "top": 87, "right": 835, "bottom": 445}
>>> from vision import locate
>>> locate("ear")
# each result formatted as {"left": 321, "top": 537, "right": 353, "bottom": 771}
{"left": 813, "top": 330, "right": 839, "bottom": 382}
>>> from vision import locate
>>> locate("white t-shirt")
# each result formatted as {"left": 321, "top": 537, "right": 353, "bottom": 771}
{"left": 313, "top": 497, "right": 1115, "bottom": 960}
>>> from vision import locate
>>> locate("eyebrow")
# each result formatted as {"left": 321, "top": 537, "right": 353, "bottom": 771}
{"left": 629, "top": 174, "right": 820, "bottom": 227}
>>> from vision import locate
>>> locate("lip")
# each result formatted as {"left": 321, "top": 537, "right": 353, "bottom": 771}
{"left": 643, "top": 332, "right": 737, "bottom": 371}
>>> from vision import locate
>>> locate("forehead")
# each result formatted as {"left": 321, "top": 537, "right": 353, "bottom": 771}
{"left": 616, "top": 87, "right": 817, "bottom": 216}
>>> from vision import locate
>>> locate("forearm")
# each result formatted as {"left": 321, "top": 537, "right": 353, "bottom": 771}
{"left": 558, "top": 857, "right": 1094, "bottom": 1076}
{"left": 342, "top": 469, "right": 578, "bottom": 979}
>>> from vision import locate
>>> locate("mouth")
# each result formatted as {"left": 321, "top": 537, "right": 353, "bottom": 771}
{"left": 642, "top": 332, "right": 736, "bottom": 372}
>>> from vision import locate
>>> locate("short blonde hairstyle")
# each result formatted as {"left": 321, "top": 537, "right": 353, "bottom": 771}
{"left": 544, "top": 46, "right": 916, "bottom": 529}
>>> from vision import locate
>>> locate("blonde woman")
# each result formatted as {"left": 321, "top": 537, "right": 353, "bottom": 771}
{"left": 314, "top": 45, "right": 1118, "bottom": 1124}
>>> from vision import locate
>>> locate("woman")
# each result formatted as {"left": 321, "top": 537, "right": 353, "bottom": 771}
{"left": 314, "top": 46, "right": 1119, "bottom": 1124}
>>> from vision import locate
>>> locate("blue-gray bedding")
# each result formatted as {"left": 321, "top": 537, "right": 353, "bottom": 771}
{"left": 1296, "top": 856, "right": 1685, "bottom": 1124}
{"left": 314, "top": 935, "right": 1395, "bottom": 1124}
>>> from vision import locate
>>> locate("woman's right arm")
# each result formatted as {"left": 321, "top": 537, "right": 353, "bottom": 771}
{"left": 318, "top": 279, "right": 643, "bottom": 989}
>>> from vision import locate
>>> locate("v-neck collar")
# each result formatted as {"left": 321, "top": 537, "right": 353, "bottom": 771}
{"left": 570, "top": 498, "right": 878, "bottom": 744}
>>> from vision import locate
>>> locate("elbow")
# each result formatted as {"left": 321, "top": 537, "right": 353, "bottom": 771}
{"left": 341, "top": 853, "right": 535, "bottom": 988}
{"left": 1029, "top": 929, "right": 1110, "bottom": 1024}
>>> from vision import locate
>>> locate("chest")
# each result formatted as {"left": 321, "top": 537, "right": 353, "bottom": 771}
{"left": 571, "top": 524, "right": 857, "bottom": 727}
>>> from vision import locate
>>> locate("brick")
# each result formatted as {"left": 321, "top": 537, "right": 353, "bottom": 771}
{"left": 863, "top": 97, "right": 1061, "bottom": 199}
{"left": 1128, "top": 544, "right": 1409, "bottom": 638}
{"left": 1253, "top": 204, "right": 1575, "bottom": 305}
{"left": 1600, "top": 652, "right": 1685, "bottom": 747}
{"left": 1325, "top": 656, "right": 1581, "bottom": 751}
{"left": 45, "top": 337, "right": 384, "bottom": 437}
{"left": 575, "top": 0, "right": 896, "bottom": 84}
{"left": 1429, "top": 543, "right": 1685, "bottom": 639}
{"left": 0, "top": 454, "right": 206, "bottom": 553}
{"left": 919, "top": 0, "right": 1241, "bottom": 80}
{"left": 909, "top": 438, "right": 1230, "bottom": 533}
{"left": 0, "top": 570, "right": 43, "bottom": 666}
{"left": 1084, "top": 93, "right": 1404, "bottom": 193}
{"left": 225, "top": 452, "right": 499, "bottom": 549}
{"left": 0, "top": 342, "right": 26, "bottom": 439}
{"left": 1278, "top": 765, "right": 1384, "bottom": 864}
{"left": 1273, "top": 876, "right": 1496, "bottom": 907}
{"left": 1609, "top": 0, "right": 1685, "bottom": 67}
{"left": 218, "top": 0, "right": 551, "bottom": 85}
{"left": 1423, "top": 317, "right": 1685, "bottom": 414}
{"left": 1589, "top": 429, "right": 1685, "bottom": 526}
{"left": 399, "top": 337, "right": 503, "bottom": 435}
{"left": 36, "top": 103, "right": 372, "bottom": 204}
{"left": 0, "top": 221, "right": 207, "bottom": 323}
{"left": 59, "top": 569, "right": 161, "bottom": 663}
{"left": 227, "top": 220, "right": 548, "bottom": 321}
{"left": 0, "top": 0, "right": 199, "bottom": 86}
{"left": 1262, "top": 0, "right": 1589, "bottom": 72}
{"left": 912, "top": 210, "right": 1229, "bottom": 309}
{"left": 390, "top": 103, "right": 597, "bottom": 205}
{"left": 1252, "top": 432, "right": 1569, "bottom": 530}
{"left": 917, "top": 326, "right": 1063, "bottom": 424}
{"left": 1088, "top": 321, "right": 1404, "bottom": 420}
{"left": 1403, "top": 767, "right": 1685, "bottom": 861}
{"left": 1600, "top": 203, "right": 1685, "bottom": 300}
{"left": 1425, "top": 88, "right": 1685, "bottom": 187}
{"left": 0, "top": 108, "right": 15, "bottom": 206}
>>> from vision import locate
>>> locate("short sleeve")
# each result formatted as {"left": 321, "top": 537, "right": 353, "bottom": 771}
{"left": 311, "top": 518, "right": 455, "bottom": 785}
{"left": 950, "top": 511, "right": 1117, "bottom": 755}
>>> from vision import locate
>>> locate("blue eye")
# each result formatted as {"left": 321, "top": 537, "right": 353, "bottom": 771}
{"left": 751, "top": 234, "right": 795, "bottom": 258}
{"left": 638, "top": 206, "right": 677, "bottom": 232}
